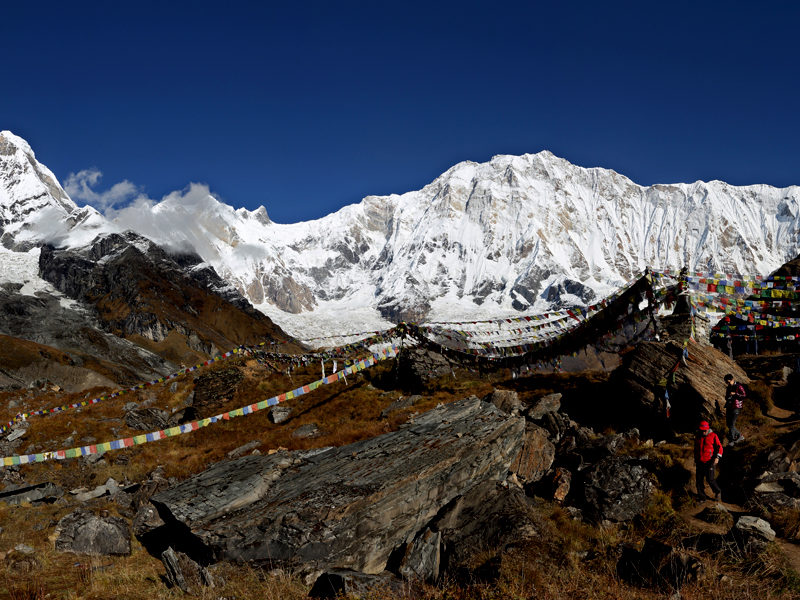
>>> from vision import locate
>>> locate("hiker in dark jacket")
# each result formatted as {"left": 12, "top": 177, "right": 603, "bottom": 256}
{"left": 723, "top": 373, "right": 745, "bottom": 446}
{"left": 694, "top": 420, "right": 723, "bottom": 501}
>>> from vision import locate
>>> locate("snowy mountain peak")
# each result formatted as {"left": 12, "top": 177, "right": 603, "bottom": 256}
{"left": 3, "top": 132, "right": 800, "bottom": 342}
{"left": 0, "top": 130, "right": 112, "bottom": 250}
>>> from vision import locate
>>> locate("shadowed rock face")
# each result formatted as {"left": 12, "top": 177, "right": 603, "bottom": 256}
{"left": 611, "top": 339, "right": 749, "bottom": 432}
{"left": 141, "top": 396, "right": 525, "bottom": 574}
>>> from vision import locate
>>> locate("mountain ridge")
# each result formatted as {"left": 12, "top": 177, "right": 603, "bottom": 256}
{"left": 2, "top": 130, "right": 800, "bottom": 342}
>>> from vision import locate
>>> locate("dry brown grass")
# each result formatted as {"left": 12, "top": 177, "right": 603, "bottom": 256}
{"left": 3, "top": 361, "right": 800, "bottom": 599}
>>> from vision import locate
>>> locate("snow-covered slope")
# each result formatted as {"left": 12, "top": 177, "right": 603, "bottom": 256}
{"left": 0, "top": 131, "right": 114, "bottom": 250}
{"left": 109, "top": 152, "right": 800, "bottom": 339}
{"left": 3, "top": 130, "right": 800, "bottom": 341}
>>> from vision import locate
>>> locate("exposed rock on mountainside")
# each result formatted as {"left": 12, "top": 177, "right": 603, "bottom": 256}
{"left": 107, "top": 149, "right": 800, "bottom": 334}
{"left": 0, "top": 281, "right": 172, "bottom": 389}
{"left": 37, "top": 232, "right": 297, "bottom": 365}
{"left": 138, "top": 396, "right": 525, "bottom": 574}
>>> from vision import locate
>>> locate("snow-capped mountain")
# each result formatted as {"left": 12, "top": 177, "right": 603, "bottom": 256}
{"left": 3, "top": 129, "right": 800, "bottom": 342}
{"left": 0, "top": 131, "right": 113, "bottom": 250}
{"left": 0, "top": 131, "right": 295, "bottom": 390}
{"left": 107, "top": 151, "right": 800, "bottom": 340}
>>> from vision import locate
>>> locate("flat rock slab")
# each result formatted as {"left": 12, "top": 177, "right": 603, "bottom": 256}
{"left": 0, "top": 482, "right": 63, "bottom": 506}
{"left": 146, "top": 396, "right": 524, "bottom": 574}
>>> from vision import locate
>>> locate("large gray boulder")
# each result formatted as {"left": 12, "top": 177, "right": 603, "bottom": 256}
{"left": 611, "top": 340, "right": 748, "bottom": 431}
{"left": 55, "top": 509, "right": 131, "bottom": 556}
{"left": 583, "top": 456, "right": 655, "bottom": 522}
{"left": 142, "top": 396, "right": 524, "bottom": 574}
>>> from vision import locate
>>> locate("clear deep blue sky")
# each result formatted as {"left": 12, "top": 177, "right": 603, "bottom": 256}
{"left": 2, "top": 1, "right": 799, "bottom": 222}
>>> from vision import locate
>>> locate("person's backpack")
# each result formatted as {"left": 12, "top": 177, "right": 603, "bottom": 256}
{"left": 732, "top": 383, "right": 746, "bottom": 410}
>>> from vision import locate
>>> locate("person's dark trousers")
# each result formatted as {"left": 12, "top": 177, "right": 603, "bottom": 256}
{"left": 696, "top": 461, "right": 722, "bottom": 497}
{"left": 727, "top": 408, "right": 741, "bottom": 442}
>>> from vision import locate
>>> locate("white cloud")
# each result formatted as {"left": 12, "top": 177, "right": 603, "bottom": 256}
{"left": 64, "top": 168, "right": 142, "bottom": 211}
{"left": 105, "top": 183, "right": 220, "bottom": 259}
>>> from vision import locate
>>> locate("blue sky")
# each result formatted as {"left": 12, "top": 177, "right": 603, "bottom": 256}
{"left": 2, "top": 1, "right": 799, "bottom": 222}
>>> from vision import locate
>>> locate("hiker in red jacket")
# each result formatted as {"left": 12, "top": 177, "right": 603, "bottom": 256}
{"left": 694, "top": 420, "right": 723, "bottom": 501}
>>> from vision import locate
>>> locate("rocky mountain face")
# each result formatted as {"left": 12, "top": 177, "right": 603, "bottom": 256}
{"left": 3, "top": 129, "right": 800, "bottom": 343}
{"left": 37, "top": 231, "right": 297, "bottom": 364}
{"left": 109, "top": 149, "right": 800, "bottom": 336}
{"left": 0, "top": 132, "right": 295, "bottom": 389}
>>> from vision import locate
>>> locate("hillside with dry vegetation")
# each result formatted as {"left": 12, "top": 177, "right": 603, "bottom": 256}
{"left": 1, "top": 344, "right": 800, "bottom": 600}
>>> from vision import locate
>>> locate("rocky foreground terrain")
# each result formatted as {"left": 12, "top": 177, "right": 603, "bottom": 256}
{"left": 2, "top": 309, "right": 800, "bottom": 599}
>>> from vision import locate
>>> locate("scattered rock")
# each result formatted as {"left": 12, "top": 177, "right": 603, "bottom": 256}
{"left": 55, "top": 509, "right": 131, "bottom": 556}
{"left": 696, "top": 504, "right": 733, "bottom": 528}
{"left": 309, "top": 569, "right": 404, "bottom": 599}
{"left": 161, "top": 547, "right": 215, "bottom": 594}
{"left": 510, "top": 423, "right": 555, "bottom": 483}
{"left": 583, "top": 456, "right": 655, "bottom": 522}
{"left": 72, "top": 478, "right": 120, "bottom": 502}
{"left": 486, "top": 389, "right": 522, "bottom": 416}
{"left": 227, "top": 440, "right": 262, "bottom": 458}
{"left": 380, "top": 396, "right": 415, "bottom": 418}
{"left": 0, "top": 482, "right": 63, "bottom": 506}
{"left": 536, "top": 411, "right": 574, "bottom": 443}
{"left": 269, "top": 405, "right": 293, "bottom": 424}
{"left": 125, "top": 408, "right": 169, "bottom": 431}
{"left": 292, "top": 423, "right": 320, "bottom": 438}
{"left": 730, "top": 516, "right": 775, "bottom": 553}
{"left": 550, "top": 467, "right": 572, "bottom": 503}
{"left": 527, "top": 393, "right": 562, "bottom": 420}
{"left": 14, "top": 544, "right": 34, "bottom": 555}
{"left": 6, "top": 427, "right": 27, "bottom": 442}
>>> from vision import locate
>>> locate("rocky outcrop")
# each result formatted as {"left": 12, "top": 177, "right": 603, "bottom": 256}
{"left": 583, "top": 456, "right": 655, "bottom": 522}
{"left": 191, "top": 367, "right": 244, "bottom": 416}
{"left": 397, "top": 348, "right": 452, "bottom": 390}
{"left": 138, "top": 396, "right": 524, "bottom": 575}
{"left": 611, "top": 340, "right": 749, "bottom": 432}
{"left": 55, "top": 509, "right": 131, "bottom": 556}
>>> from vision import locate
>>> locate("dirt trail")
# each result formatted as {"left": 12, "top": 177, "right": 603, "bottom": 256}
{"left": 676, "top": 405, "right": 800, "bottom": 574}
